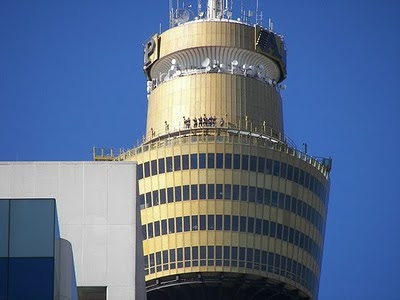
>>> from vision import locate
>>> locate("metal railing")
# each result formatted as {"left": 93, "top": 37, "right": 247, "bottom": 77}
{"left": 93, "top": 126, "right": 331, "bottom": 178}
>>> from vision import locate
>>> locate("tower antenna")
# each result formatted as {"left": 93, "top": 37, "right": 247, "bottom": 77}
{"left": 256, "top": 0, "right": 263, "bottom": 25}
{"left": 169, "top": 0, "right": 173, "bottom": 28}
{"left": 198, "top": 0, "right": 202, "bottom": 17}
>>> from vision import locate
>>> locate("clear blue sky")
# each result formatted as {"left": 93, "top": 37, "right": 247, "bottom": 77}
{"left": 1, "top": 1, "right": 399, "bottom": 299}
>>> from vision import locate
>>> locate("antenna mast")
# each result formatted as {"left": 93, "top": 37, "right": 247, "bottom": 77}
{"left": 198, "top": 0, "right": 202, "bottom": 16}
{"left": 169, "top": 0, "right": 173, "bottom": 28}
{"left": 256, "top": 0, "right": 263, "bottom": 25}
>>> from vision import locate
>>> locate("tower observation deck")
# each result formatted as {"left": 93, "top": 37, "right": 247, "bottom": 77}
{"left": 94, "top": 1, "right": 332, "bottom": 299}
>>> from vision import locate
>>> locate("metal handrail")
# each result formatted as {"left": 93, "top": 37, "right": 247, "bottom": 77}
{"left": 93, "top": 127, "right": 331, "bottom": 178}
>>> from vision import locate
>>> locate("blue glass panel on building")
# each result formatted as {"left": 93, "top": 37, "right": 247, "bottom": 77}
{"left": 0, "top": 200, "right": 9, "bottom": 258}
{"left": 8, "top": 257, "right": 54, "bottom": 300}
{"left": 9, "top": 200, "right": 55, "bottom": 258}
{"left": 0, "top": 258, "right": 8, "bottom": 300}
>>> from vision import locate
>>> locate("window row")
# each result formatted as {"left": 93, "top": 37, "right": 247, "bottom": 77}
{"left": 142, "top": 214, "right": 322, "bottom": 264}
{"left": 137, "top": 153, "right": 328, "bottom": 205}
{"left": 143, "top": 246, "right": 317, "bottom": 296}
{"left": 139, "top": 184, "right": 324, "bottom": 235}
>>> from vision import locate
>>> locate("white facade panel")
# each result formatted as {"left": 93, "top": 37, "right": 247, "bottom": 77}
{"left": 0, "top": 162, "right": 146, "bottom": 300}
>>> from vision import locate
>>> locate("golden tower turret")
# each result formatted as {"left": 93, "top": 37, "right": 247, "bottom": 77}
{"left": 95, "top": 1, "right": 332, "bottom": 299}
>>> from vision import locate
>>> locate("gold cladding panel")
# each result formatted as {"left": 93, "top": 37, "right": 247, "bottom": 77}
{"left": 146, "top": 73, "right": 283, "bottom": 140}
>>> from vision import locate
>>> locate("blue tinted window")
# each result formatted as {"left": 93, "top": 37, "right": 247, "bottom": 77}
{"left": 240, "top": 186, "right": 248, "bottom": 201}
{"left": 266, "top": 159, "right": 273, "bottom": 174}
{"left": 154, "top": 221, "right": 160, "bottom": 237}
{"left": 271, "top": 191, "right": 278, "bottom": 206}
{"left": 255, "top": 219, "right": 262, "bottom": 234}
{"left": 166, "top": 157, "right": 173, "bottom": 172}
{"left": 199, "top": 154, "right": 206, "bottom": 169}
{"left": 305, "top": 172, "right": 310, "bottom": 189}
{"left": 175, "top": 186, "right": 182, "bottom": 201}
{"left": 200, "top": 215, "right": 206, "bottom": 230}
{"left": 240, "top": 216, "right": 246, "bottom": 232}
{"left": 280, "top": 162, "right": 287, "bottom": 178}
{"left": 250, "top": 156, "right": 257, "bottom": 172}
{"left": 199, "top": 184, "right": 206, "bottom": 199}
{"left": 278, "top": 193, "right": 285, "bottom": 209}
{"left": 216, "top": 215, "right": 222, "bottom": 230}
{"left": 144, "top": 162, "right": 150, "bottom": 177}
{"left": 207, "top": 215, "right": 214, "bottom": 230}
{"left": 145, "top": 192, "right": 152, "bottom": 208}
{"left": 158, "top": 158, "right": 165, "bottom": 174}
{"left": 184, "top": 216, "right": 190, "bottom": 232}
{"left": 224, "top": 184, "right": 231, "bottom": 200}
{"left": 8, "top": 258, "right": 54, "bottom": 300}
{"left": 139, "top": 195, "right": 145, "bottom": 209}
{"left": 183, "top": 185, "right": 189, "bottom": 201}
{"left": 287, "top": 164, "right": 293, "bottom": 180}
{"left": 208, "top": 184, "right": 215, "bottom": 199}
{"left": 258, "top": 157, "right": 265, "bottom": 173}
{"left": 294, "top": 167, "right": 299, "bottom": 183}
{"left": 191, "top": 185, "right": 198, "bottom": 200}
{"left": 152, "top": 191, "right": 159, "bottom": 206}
{"left": 182, "top": 155, "right": 189, "bottom": 170}
{"left": 190, "top": 154, "right": 198, "bottom": 169}
{"left": 168, "top": 218, "right": 175, "bottom": 233}
{"left": 142, "top": 225, "right": 147, "bottom": 240}
{"left": 225, "top": 153, "right": 232, "bottom": 169}
{"left": 247, "top": 217, "right": 254, "bottom": 233}
{"left": 256, "top": 188, "right": 263, "bottom": 204}
{"left": 167, "top": 187, "right": 174, "bottom": 203}
{"left": 270, "top": 222, "right": 276, "bottom": 237}
{"left": 299, "top": 170, "right": 305, "bottom": 186}
{"left": 151, "top": 160, "right": 157, "bottom": 176}
{"left": 242, "top": 155, "right": 249, "bottom": 170}
{"left": 0, "top": 258, "right": 7, "bottom": 299}
{"left": 216, "top": 184, "right": 223, "bottom": 199}
{"left": 232, "top": 185, "right": 239, "bottom": 200}
{"left": 0, "top": 200, "right": 9, "bottom": 257}
{"left": 233, "top": 154, "right": 240, "bottom": 169}
{"left": 176, "top": 217, "right": 182, "bottom": 232}
{"left": 264, "top": 189, "right": 271, "bottom": 205}
{"left": 207, "top": 153, "right": 215, "bottom": 168}
{"left": 273, "top": 160, "right": 280, "bottom": 176}
{"left": 224, "top": 215, "right": 231, "bottom": 230}
{"left": 174, "top": 156, "right": 181, "bottom": 171}
{"left": 192, "top": 216, "right": 198, "bottom": 231}
{"left": 161, "top": 220, "right": 167, "bottom": 235}
{"left": 262, "top": 220, "right": 269, "bottom": 236}
{"left": 232, "top": 216, "right": 239, "bottom": 231}
{"left": 147, "top": 223, "right": 153, "bottom": 238}
{"left": 216, "top": 153, "right": 223, "bottom": 169}
{"left": 249, "top": 187, "right": 256, "bottom": 202}
{"left": 160, "top": 189, "right": 166, "bottom": 204}
{"left": 137, "top": 164, "right": 143, "bottom": 179}
{"left": 10, "top": 200, "right": 55, "bottom": 258}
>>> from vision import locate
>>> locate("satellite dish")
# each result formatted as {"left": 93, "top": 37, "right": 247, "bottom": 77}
{"left": 199, "top": 12, "right": 204, "bottom": 18}
{"left": 171, "top": 59, "right": 177, "bottom": 65}
{"left": 258, "top": 64, "right": 264, "bottom": 70}
{"left": 205, "top": 66, "right": 211, "bottom": 72}
{"left": 202, "top": 58, "right": 211, "bottom": 68}
{"left": 227, "top": 11, "right": 232, "bottom": 18}
{"left": 174, "top": 9, "right": 190, "bottom": 25}
{"left": 231, "top": 60, "right": 238, "bottom": 66}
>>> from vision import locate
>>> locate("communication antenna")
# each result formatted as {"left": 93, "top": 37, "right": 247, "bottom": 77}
{"left": 201, "top": 57, "right": 211, "bottom": 68}
{"left": 169, "top": 0, "right": 173, "bottom": 28}
{"left": 268, "top": 18, "right": 274, "bottom": 31}
{"left": 198, "top": 0, "right": 202, "bottom": 17}
{"left": 256, "top": 0, "right": 263, "bottom": 25}
{"left": 174, "top": 9, "right": 190, "bottom": 25}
